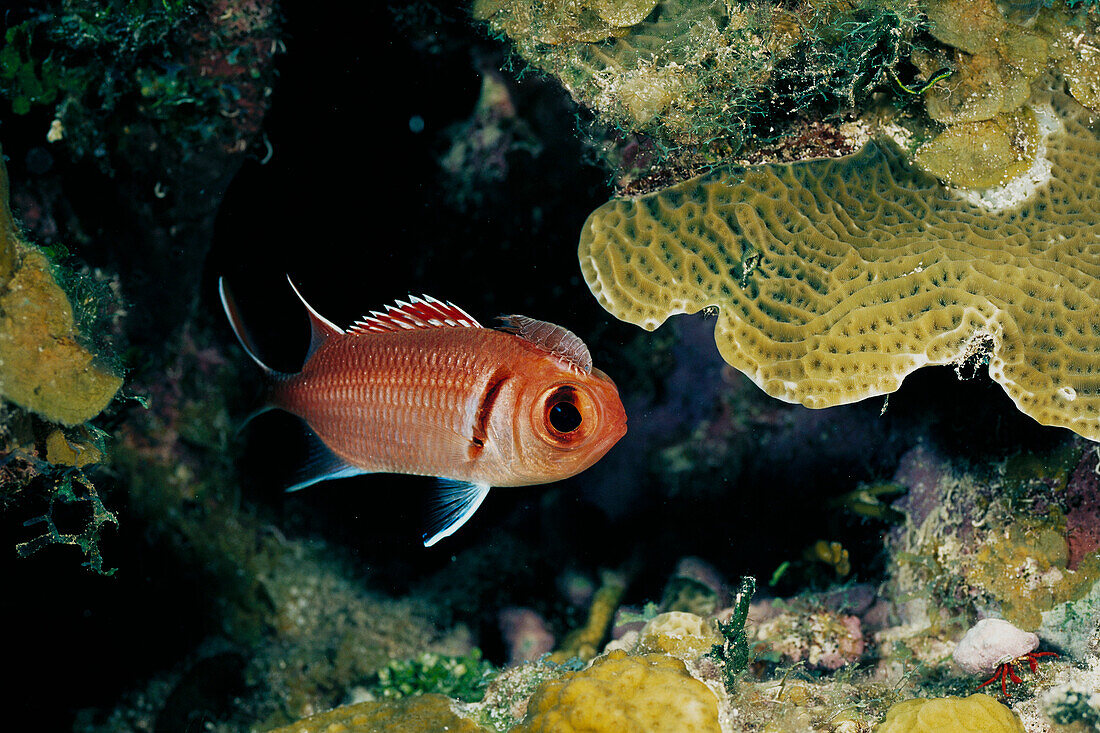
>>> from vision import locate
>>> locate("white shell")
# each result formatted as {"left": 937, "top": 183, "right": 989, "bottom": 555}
{"left": 952, "top": 618, "right": 1040, "bottom": 675}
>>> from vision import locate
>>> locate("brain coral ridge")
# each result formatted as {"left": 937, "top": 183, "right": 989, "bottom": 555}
{"left": 579, "top": 87, "right": 1100, "bottom": 441}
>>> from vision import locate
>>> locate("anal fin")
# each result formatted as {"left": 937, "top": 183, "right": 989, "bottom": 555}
{"left": 423, "top": 479, "right": 491, "bottom": 547}
{"left": 284, "top": 423, "right": 368, "bottom": 493}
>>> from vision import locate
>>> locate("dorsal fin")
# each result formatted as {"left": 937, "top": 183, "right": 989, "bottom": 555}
{"left": 498, "top": 315, "right": 592, "bottom": 374}
{"left": 287, "top": 275, "right": 344, "bottom": 360}
{"left": 347, "top": 295, "right": 482, "bottom": 334}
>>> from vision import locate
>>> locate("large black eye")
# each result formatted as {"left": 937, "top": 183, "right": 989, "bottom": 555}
{"left": 548, "top": 400, "right": 583, "bottom": 433}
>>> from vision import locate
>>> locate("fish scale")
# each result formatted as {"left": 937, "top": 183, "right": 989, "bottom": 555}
{"left": 275, "top": 328, "right": 527, "bottom": 483}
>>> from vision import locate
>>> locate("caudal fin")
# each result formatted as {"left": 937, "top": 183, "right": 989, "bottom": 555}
{"left": 218, "top": 276, "right": 276, "bottom": 375}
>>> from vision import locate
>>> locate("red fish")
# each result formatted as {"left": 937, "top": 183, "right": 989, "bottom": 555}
{"left": 219, "top": 277, "right": 627, "bottom": 546}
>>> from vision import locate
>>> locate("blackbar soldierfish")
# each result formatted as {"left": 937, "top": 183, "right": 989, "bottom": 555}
{"left": 219, "top": 277, "right": 627, "bottom": 546}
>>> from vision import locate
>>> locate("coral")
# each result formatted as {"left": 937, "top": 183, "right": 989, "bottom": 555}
{"left": 44, "top": 427, "right": 103, "bottom": 467}
{"left": 0, "top": 245, "right": 123, "bottom": 424}
{"left": 635, "top": 611, "right": 721, "bottom": 661}
{"left": 908, "top": 2, "right": 1099, "bottom": 188}
{"left": 881, "top": 438, "right": 1100, "bottom": 648}
{"left": 912, "top": 109, "right": 1040, "bottom": 188}
{"left": 1040, "top": 577, "right": 1100, "bottom": 661}
{"left": 549, "top": 569, "right": 626, "bottom": 663}
{"left": 754, "top": 608, "right": 865, "bottom": 671}
{"left": 475, "top": 0, "right": 923, "bottom": 178}
{"left": 1064, "top": 446, "right": 1100, "bottom": 569}
{"left": 439, "top": 68, "right": 543, "bottom": 213}
{"left": 266, "top": 693, "right": 490, "bottom": 733}
{"left": 874, "top": 694, "right": 1026, "bottom": 732}
{"left": 952, "top": 618, "right": 1039, "bottom": 676}
{"left": 968, "top": 517, "right": 1100, "bottom": 629}
{"left": 578, "top": 84, "right": 1100, "bottom": 440}
{"left": 512, "top": 649, "right": 721, "bottom": 733}
{"left": 0, "top": 147, "right": 122, "bottom": 425}
{"left": 474, "top": 659, "right": 578, "bottom": 731}
{"left": 1040, "top": 680, "right": 1100, "bottom": 731}
{"left": 919, "top": 0, "right": 1052, "bottom": 122}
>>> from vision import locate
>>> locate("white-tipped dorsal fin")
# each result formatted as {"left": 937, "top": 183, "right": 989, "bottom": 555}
{"left": 347, "top": 294, "right": 482, "bottom": 335}
{"left": 423, "top": 480, "right": 491, "bottom": 547}
{"left": 286, "top": 275, "right": 344, "bottom": 360}
{"left": 498, "top": 315, "right": 592, "bottom": 374}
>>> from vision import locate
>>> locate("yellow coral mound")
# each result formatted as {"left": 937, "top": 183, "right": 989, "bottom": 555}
{"left": 514, "top": 650, "right": 720, "bottom": 733}
{"left": 0, "top": 147, "right": 121, "bottom": 425}
{"left": 579, "top": 87, "right": 1100, "bottom": 440}
{"left": 874, "top": 694, "right": 1025, "bottom": 732}
{"left": 267, "top": 693, "right": 490, "bottom": 733}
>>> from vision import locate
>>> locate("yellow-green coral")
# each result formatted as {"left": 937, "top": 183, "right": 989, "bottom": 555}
{"left": 0, "top": 146, "right": 121, "bottom": 425}
{"left": 579, "top": 85, "right": 1100, "bottom": 440}
{"left": 266, "top": 693, "right": 490, "bottom": 733}
{"left": 514, "top": 650, "right": 721, "bottom": 733}
{"left": 967, "top": 518, "right": 1100, "bottom": 629}
{"left": 476, "top": 0, "right": 920, "bottom": 160}
{"left": 636, "top": 611, "right": 721, "bottom": 660}
{"left": 912, "top": 1, "right": 1097, "bottom": 186}
{"left": 874, "top": 694, "right": 1025, "bottom": 732}
{"left": 550, "top": 570, "right": 626, "bottom": 663}
{"left": 913, "top": 109, "right": 1040, "bottom": 188}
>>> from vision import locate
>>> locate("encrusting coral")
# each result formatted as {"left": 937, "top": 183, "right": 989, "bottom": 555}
{"left": 579, "top": 84, "right": 1100, "bottom": 440}
{"left": 874, "top": 693, "right": 1026, "bottom": 732}
{"left": 910, "top": 1, "right": 1098, "bottom": 188}
{"left": 0, "top": 144, "right": 121, "bottom": 425}
{"left": 513, "top": 650, "right": 721, "bottom": 733}
{"left": 267, "top": 693, "right": 491, "bottom": 733}
{"left": 475, "top": 0, "right": 922, "bottom": 179}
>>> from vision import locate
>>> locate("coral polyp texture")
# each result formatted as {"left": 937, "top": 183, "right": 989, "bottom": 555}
{"left": 579, "top": 87, "right": 1100, "bottom": 440}
{"left": 874, "top": 694, "right": 1026, "bottom": 733}
{"left": 513, "top": 650, "right": 721, "bottom": 733}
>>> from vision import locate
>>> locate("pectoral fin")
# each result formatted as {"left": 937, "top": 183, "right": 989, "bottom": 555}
{"left": 423, "top": 480, "right": 491, "bottom": 547}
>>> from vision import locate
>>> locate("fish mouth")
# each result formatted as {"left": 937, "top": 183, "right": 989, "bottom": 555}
{"left": 610, "top": 415, "right": 628, "bottom": 442}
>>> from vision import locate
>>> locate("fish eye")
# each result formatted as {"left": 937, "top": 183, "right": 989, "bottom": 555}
{"left": 539, "top": 385, "right": 596, "bottom": 443}
{"left": 548, "top": 400, "right": 582, "bottom": 433}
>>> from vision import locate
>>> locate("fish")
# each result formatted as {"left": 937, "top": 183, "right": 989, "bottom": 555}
{"left": 218, "top": 276, "right": 627, "bottom": 546}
